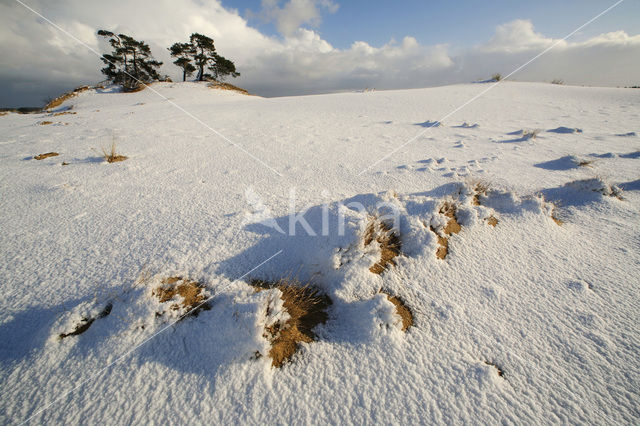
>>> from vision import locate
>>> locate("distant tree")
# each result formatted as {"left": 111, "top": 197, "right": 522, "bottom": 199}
{"left": 97, "top": 30, "right": 163, "bottom": 91}
{"left": 168, "top": 33, "right": 240, "bottom": 82}
{"left": 168, "top": 42, "right": 196, "bottom": 81}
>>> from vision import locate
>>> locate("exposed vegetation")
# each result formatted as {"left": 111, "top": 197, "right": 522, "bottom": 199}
{"left": 380, "top": 291, "right": 413, "bottom": 331}
{"left": 33, "top": 152, "right": 59, "bottom": 160}
{"left": 100, "top": 141, "right": 128, "bottom": 163}
{"left": 250, "top": 279, "right": 331, "bottom": 368}
{"left": 364, "top": 217, "right": 401, "bottom": 274}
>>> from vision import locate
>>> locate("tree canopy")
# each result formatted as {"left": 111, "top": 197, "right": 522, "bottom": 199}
{"left": 169, "top": 33, "right": 240, "bottom": 82}
{"left": 97, "top": 30, "right": 163, "bottom": 91}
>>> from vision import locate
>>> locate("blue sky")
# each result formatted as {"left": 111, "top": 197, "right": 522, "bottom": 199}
{"left": 237, "top": 0, "right": 640, "bottom": 49}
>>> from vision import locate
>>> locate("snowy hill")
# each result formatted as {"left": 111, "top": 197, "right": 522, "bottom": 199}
{"left": 0, "top": 81, "right": 639, "bottom": 424}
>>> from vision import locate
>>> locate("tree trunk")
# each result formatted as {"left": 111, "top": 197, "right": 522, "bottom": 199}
{"left": 183, "top": 68, "right": 186, "bottom": 82}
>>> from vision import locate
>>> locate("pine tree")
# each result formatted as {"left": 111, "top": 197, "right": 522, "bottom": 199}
{"left": 97, "top": 30, "right": 163, "bottom": 91}
{"left": 189, "top": 33, "right": 217, "bottom": 81}
{"left": 168, "top": 33, "right": 240, "bottom": 82}
{"left": 209, "top": 54, "right": 240, "bottom": 81}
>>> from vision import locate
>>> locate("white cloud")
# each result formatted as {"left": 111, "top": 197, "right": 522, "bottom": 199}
{"left": 258, "top": 0, "right": 339, "bottom": 36}
{"left": 483, "top": 19, "right": 564, "bottom": 52}
{"left": 0, "top": 1, "right": 639, "bottom": 106}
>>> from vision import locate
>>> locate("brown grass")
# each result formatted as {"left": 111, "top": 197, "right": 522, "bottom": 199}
{"left": 430, "top": 202, "right": 461, "bottom": 259}
{"left": 364, "top": 218, "right": 401, "bottom": 274}
{"left": 124, "top": 84, "right": 147, "bottom": 93}
{"left": 45, "top": 85, "right": 90, "bottom": 110}
{"left": 380, "top": 291, "right": 413, "bottom": 331}
{"left": 472, "top": 182, "right": 490, "bottom": 206}
{"left": 53, "top": 111, "right": 77, "bottom": 116}
{"left": 486, "top": 216, "right": 499, "bottom": 227}
{"left": 59, "top": 303, "right": 112, "bottom": 339}
{"left": 38, "top": 121, "right": 54, "bottom": 125}
{"left": 549, "top": 203, "right": 563, "bottom": 226}
{"left": 250, "top": 279, "right": 331, "bottom": 368}
{"left": 0, "top": 112, "right": 8, "bottom": 117}
{"left": 152, "top": 276, "right": 210, "bottom": 318}
{"left": 34, "top": 152, "right": 59, "bottom": 160}
{"left": 101, "top": 142, "right": 128, "bottom": 163}
{"left": 208, "top": 81, "right": 251, "bottom": 95}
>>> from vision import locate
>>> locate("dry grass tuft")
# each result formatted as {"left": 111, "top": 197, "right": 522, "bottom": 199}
{"left": 522, "top": 129, "right": 540, "bottom": 140}
{"left": 152, "top": 276, "right": 210, "bottom": 318}
{"left": 208, "top": 81, "right": 251, "bottom": 95}
{"left": 431, "top": 202, "right": 461, "bottom": 259}
{"left": 59, "top": 303, "right": 112, "bottom": 339}
{"left": 486, "top": 216, "right": 499, "bottom": 227}
{"left": 363, "top": 218, "right": 401, "bottom": 274}
{"left": 34, "top": 152, "right": 59, "bottom": 160}
{"left": 38, "top": 121, "right": 54, "bottom": 125}
{"left": 101, "top": 141, "right": 128, "bottom": 163}
{"left": 250, "top": 279, "right": 331, "bottom": 368}
{"left": 0, "top": 112, "right": 8, "bottom": 117}
{"left": 380, "top": 291, "right": 413, "bottom": 331}
{"left": 52, "top": 111, "right": 77, "bottom": 117}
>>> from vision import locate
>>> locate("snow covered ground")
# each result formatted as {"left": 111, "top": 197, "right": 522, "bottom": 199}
{"left": 0, "top": 81, "right": 639, "bottom": 424}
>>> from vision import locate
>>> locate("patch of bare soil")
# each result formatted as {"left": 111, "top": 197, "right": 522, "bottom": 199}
{"left": 250, "top": 279, "right": 331, "bottom": 368}
{"left": 59, "top": 303, "right": 112, "bottom": 339}
{"left": 364, "top": 218, "right": 401, "bottom": 274}
{"left": 380, "top": 291, "right": 413, "bottom": 331}
{"left": 34, "top": 152, "right": 59, "bottom": 160}
{"left": 431, "top": 202, "right": 461, "bottom": 259}
{"left": 152, "top": 277, "right": 210, "bottom": 318}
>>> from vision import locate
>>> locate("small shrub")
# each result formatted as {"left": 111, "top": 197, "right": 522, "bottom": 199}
{"left": 551, "top": 78, "right": 564, "bottom": 85}
{"left": 492, "top": 73, "right": 502, "bottom": 82}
